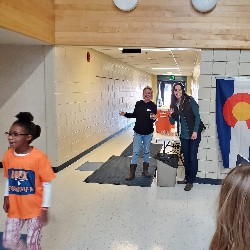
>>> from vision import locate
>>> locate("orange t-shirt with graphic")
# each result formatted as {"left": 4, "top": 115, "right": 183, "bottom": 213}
{"left": 3, "top": 147, "right": 56, "bottom": 219}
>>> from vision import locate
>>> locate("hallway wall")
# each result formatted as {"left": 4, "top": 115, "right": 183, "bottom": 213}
{"left": 197, "top": 49, "right": 250, "bottom": 179}
{"left": 0, "top": 45, "right": 56, "bottom": 165}
{"left": 2, "top": 46, "right": 248, "bottom": 175}
{"left": 54, "top": 46, "right": 154, "bottom": 167}
{"left": 0, "top": 45, "right": 154, "bottom": 170}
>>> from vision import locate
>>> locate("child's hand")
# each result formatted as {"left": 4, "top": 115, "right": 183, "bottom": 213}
{"left": 40, "top": 208, "right": 49, "bottom": 226}
{"left": 3, "top": 196, "right": 9, "bottom": 213}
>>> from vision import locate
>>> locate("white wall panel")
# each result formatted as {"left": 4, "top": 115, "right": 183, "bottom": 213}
{"left": 200, "top": 62, "right": 213, "bottom": 75}
{"left": 239, "top": 63, "right": 250, "bottom": 75}
{"left": 198, "top": 149, "right": 207, "bottom": 160}
{"left": 54, "top": 46, "right": 152, "bottom": 167}
{"left": 214, "top": 50, "right": 227, "bottom": 62}
{"left": 201, "top": 50, "right": 214, "bottom": 62}
{"left": 209, "top": 100, "right": 216, "bottom": 113}
{"left": 208, "top": 112, "right": 216, "bottom": 124}
{"left": 226, "top": 62, "right": 239, "bottom": 76}
{"left": 239, "top": 50, "right": 250, "bottom": 62}
{"left": 199, "top": 75, "right": 212, "bottom": 88}
{"left": 227, "top": 50, "right": 240, "bottom": 62}
{"left": 206, "top": 160, "right": 219, "bottom": 172}
{"left": 206, "top": 148, "right": 220, "bottom": 161}
{"left": 211, "top": 76, "right": 216, "bottom": 87}
{"left": 197, "top": 171, "right": 206, "bottom": 178}
{"left": 198, "top": 100, "right": 211, "bottom": 112}
{"left": 199, "top": 137, "right": 209, "bottom": 149}
{"left": 198, "top": 88, "right": 211, "bottom": 100}
{"left": 198, "top": 159, "right": 207, "bottom": 172}
{"left": 200, "top": 113, "right": 209, "bottom": 125}
{"left": 0, "top": 45, "right": 55, "bottom": 165}
{"left": 213, "top": 62, "right": 226, "bottom": 75}
{"left": 198, "top": 49, "right": 250, "bottom": 180}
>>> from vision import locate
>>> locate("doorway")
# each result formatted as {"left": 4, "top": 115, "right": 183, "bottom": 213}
{"left": 157, "top": 79, "right": 187, "bottom": 108}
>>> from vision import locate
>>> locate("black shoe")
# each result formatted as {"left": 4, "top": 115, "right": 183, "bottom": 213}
{"left": 184, "top": 183, "right": 193, "bottom": 191}
{"left": 177, "top": 179, "right": 187, "bottom": 184}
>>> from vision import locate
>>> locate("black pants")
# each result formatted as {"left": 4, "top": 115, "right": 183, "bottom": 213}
{"left": 180, "top": 133, "right": 201, "bottom": 184}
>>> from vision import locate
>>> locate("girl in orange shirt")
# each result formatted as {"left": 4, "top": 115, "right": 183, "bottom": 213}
{"left": 2, "top": 112, "right": 56, "bottom": 250}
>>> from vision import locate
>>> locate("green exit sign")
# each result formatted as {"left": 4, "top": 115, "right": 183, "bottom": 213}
{"left": 169, "top": 75, "right": 175, "bottom": 80}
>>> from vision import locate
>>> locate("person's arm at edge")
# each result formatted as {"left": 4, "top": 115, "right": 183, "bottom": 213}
{"left": 168, "top": 108, "right": 177, "bottom": 125}
{"left": 124, "top": 101, "right": 138, "bottom": 118}
{"left": 41, "top": 181, "right": 52, "bottom": 226}
{"left": 3, "top": 179, "right": 9, "bottom": 213}
{"left": 2, "top": 159, "right": 9, "bottom": 213}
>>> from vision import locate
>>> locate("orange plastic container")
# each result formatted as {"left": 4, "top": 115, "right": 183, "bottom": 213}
{"left": 155, "top": 109, "right": 174, "bottom": 133}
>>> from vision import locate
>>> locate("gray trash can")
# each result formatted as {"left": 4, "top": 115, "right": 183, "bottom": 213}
{"left": 155, "top": 153, "right": 179, "bottom": 187}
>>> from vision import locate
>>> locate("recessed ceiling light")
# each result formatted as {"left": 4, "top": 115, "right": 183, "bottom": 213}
{"left": 162, "top": 73, "right": 182, "bottom": 76}
{"left": 142, "top": 48, "right": 172, "bottom": 52}
{"left": 152, "top": 67, "right": 179, "bottom": 70}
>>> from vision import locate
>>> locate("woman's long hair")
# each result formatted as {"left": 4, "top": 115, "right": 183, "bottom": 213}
{"left": 210, "top": 164, "right": 250, "bottom": 250}
{"left": 170, "top": 82, "right": 187, "bottom": 112}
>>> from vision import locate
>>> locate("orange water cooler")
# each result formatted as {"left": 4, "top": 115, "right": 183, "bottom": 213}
{"left": 155, "top": 109, "right": 174, "bottom": 133}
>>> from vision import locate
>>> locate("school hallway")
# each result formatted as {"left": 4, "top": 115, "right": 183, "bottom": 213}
{"left": 0, "top": 127, "right": 220, "bottom": 250}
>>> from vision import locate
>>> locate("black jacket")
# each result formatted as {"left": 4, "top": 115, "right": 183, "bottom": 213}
{"left": 171, "top": 96, "right": 206, "bottom": 136}
{"left": 125, "top": 100, "right": 157, "bottom": 135}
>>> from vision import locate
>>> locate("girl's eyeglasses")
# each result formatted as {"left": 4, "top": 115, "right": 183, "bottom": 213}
{"left": 5, "top": 132, "right": 29, "bottom": 137}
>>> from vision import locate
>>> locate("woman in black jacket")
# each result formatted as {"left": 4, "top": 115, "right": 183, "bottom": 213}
{"left": 120, "top": 86, "right": 157, "bottom": 180}
{"left": 169, "top": 82, "right": 205, "bottom": 191}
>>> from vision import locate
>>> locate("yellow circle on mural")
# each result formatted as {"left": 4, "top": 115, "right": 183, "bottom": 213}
{"left": 232, "top": 102, "right": 250, "bottom": 121}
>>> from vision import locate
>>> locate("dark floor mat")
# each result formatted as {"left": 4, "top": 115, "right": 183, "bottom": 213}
{"left": 195, "top": 177, "right": 222, "bottom": 185}
{"left": 120, "top": 142, "right": 162, "bottom": 157}
{"left": 84, "top": 156, "right": 157, "bottom": 187}
{"left": 76, "top": 162, "right": 103, "bottom": 171}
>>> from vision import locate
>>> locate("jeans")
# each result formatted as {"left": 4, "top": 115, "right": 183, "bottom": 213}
{"left": 131, "top": 132, "right": 153, "bottom": 164}
{"left": 180, "top": 133, "right": 201, "bottom": 184}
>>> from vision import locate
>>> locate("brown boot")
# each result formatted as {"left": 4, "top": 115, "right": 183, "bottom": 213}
{"left": 142, "top": 162, "right": 151, "bottom": 178}
{"left": 125, "top": 164, "right": 137, "bottom": 180}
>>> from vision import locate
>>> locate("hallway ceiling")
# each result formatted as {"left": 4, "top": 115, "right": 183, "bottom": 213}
{"left": 0, "top": 28, "right": 49, "bottom": 45}
{"left": 0, "top": 29, "right": 200, "bottom": 77}
{"left": 91, "top": 46, "right": 201, "bottom": 76}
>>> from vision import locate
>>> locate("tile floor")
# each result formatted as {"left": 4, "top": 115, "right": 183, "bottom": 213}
{"left": 0, "top": 128, "right": 220, "bottom": 250}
